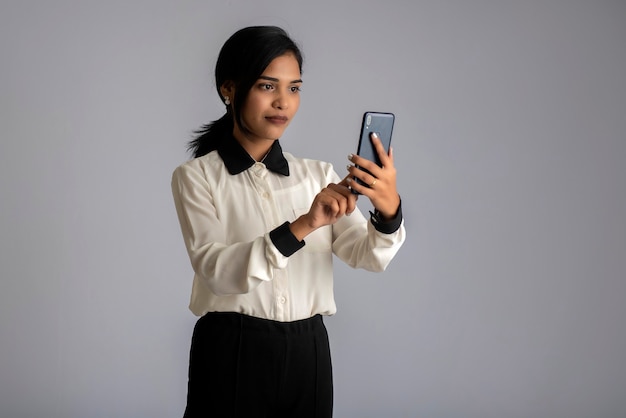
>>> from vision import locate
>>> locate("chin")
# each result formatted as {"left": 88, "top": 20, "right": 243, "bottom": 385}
{"left": 265, "top": 128, "right": 288, "bottom": 140}
{"left": 245, "top": 123, "right": 289, "bottom": 141}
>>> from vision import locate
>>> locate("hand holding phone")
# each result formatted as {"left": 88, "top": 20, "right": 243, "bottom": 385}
{"left": 352, "top": 112, "right": 394, "bottom": 193}
{"left": 348, "top": 111, "right": 401, "bottom": 219}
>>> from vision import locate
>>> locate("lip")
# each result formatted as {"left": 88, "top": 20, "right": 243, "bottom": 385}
{"left": 265, "top": 115, "right": 289, "bottom": 125}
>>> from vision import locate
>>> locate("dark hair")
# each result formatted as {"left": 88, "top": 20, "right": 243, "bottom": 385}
{"left": 187, "top": 26, "right": 303, "bottom": 158}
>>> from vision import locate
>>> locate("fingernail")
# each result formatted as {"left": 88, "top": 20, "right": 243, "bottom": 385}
{"left": 347, "top": 153, "right": 354, "bottom": 161}
{"left": 346, "top": 164, "right": 352, "bottom": 171}
{"left": 371, "top": 132, "right": 379, "bottom": 139}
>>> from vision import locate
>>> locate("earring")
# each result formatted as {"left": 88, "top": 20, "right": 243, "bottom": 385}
{"left": 224, "top": 96, "right": 231, "bottom": 106}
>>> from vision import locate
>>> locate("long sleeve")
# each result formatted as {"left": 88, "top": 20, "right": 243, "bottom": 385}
{"left": 172, "top": 162, "right": 289, "bottom": 296}
{"left": 328, "top": 173, "right": 406, "bottom": 272}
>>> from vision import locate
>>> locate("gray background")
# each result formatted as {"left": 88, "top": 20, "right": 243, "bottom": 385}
{"left": 1, "top": 1, "right": 625, "bottom": 417}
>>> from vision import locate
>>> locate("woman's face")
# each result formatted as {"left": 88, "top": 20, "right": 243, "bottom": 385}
{"left": 235, "top": 52, "right": 302, "bottom": 144}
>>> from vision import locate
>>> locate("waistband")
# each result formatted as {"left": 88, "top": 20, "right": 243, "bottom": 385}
{"left": 200, "top": 312, "right": 324, "bottom": 335}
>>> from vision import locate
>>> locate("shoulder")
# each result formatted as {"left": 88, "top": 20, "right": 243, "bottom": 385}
{"left": 171, "top": 151, "right": 227, "bottom": 189}
{"left": 172, "top": 151, "right": 223, "bottom": 176}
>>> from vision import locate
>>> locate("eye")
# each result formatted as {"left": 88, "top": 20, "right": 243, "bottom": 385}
{"left": 290, "top": 85, "right": 302, "bottom": 93}
{"left": 261, "top": 83, "right": 274, "bottom": 90}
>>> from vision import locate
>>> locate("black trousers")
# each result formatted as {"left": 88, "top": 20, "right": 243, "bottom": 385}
{"left": 183, "top": 312, "right": 333, "bottom": 418}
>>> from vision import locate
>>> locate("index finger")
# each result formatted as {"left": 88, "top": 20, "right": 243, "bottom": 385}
{"left": 336, "top": 176, "right": 354, "bottom": 191}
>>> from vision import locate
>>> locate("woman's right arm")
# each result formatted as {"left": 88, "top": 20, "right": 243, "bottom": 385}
{"left": 171, "top": 163, "right": 295, "bottom": 296}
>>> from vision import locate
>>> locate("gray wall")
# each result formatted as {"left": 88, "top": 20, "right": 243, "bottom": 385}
{"left": 1, "top": 1, "right": 625, "bottom": 417}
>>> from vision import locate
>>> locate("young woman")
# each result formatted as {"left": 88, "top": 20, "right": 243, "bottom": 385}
{"left": 172, "top": 26, "right": 406, "bottom": 418}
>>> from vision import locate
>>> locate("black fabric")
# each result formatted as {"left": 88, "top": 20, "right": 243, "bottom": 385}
{"left": 218, "top": 135, "right": 290, "bottom": 176}
{"left": 370, "top": 199, "right": 404, "bottom": 234}
{"left": 270, "top": 221, "right": 306, "bottom": 257}
{"left": 183, "top": 312, "right": 333, "bottom": 418}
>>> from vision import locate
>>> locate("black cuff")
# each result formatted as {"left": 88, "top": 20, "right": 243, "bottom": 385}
{"left": 370, "top": 200, "right": 403, "bottom": 234}
{"left": 269, "top": 221, "right": 305, "bottom": 257}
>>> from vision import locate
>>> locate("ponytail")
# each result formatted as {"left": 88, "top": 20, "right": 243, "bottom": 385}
{"left": 187, "top": 113, "right": 234, "bottom": 158}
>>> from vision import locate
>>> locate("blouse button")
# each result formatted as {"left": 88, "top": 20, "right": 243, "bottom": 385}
{"left": 278, "top": 296, "right": 286, "bottom": 304}
{"left": 253, "top": 163, "right": 266, "bottom": 176}
{"left": 262, "top": 192, "right": 270, "bottom": 199}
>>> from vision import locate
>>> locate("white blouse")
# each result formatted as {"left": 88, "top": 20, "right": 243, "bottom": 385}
{"left": 171, "top": 139, "right": 406, "bottom": 322}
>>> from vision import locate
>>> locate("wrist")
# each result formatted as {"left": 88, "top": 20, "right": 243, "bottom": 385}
{"left": 376, "top": 198, "right": 401, "bottom": 221}
{"left": 289, "top": 215, "right": 316, "bottom": 241}
{"left": 370, "top": 197, "right": 403, "bottom": 234}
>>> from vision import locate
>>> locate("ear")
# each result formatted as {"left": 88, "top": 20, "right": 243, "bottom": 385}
{"left": 220, "top": 81, "right": 235, "bottom": 101}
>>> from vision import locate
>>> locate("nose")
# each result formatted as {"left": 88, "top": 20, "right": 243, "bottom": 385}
{"left": 273, "top": 90, "right": 289, "bottom": 110}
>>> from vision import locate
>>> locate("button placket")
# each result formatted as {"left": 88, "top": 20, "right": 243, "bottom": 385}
{"left": 250, "top": 163, "right": 273, "bottom": 224}
{"left": 252, "top": 165, "right": 291, "bottom": 321}
{"left": 253, "top": 165, "right": 271, "bottom": 198}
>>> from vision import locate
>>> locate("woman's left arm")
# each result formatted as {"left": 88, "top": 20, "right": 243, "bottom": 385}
{"left": 329, "top": 136, "right": 405, "bottom": 272}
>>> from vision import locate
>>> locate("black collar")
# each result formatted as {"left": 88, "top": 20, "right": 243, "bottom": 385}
{"left": 217, "top": 136, "right": 290, "bottom": 176}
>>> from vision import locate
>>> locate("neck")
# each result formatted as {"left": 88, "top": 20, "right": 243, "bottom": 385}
{"left": 232, "top": 127, "right": 275, "bottom": 162}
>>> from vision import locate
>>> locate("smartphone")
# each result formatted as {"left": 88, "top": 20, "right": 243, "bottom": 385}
{"left": 352, "top": 111, "right": 395, "bottom": 192}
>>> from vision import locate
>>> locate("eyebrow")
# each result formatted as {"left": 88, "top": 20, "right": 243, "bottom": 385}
{"left": 259, "top": 75, "right": 303, "bottom": 84}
